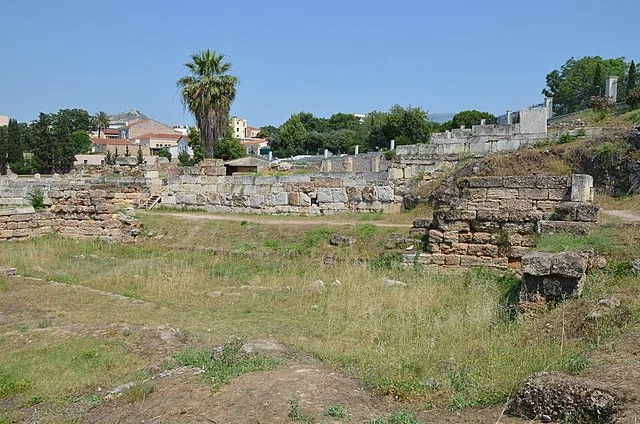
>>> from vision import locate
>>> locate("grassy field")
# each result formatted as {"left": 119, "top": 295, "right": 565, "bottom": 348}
{"left": 1, "top": 210, "right": 639, "bottom": 419}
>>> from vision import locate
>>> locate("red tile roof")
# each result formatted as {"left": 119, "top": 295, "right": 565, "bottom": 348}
{"left": 134, "top": 133, "right": 181, "bottom": 140}
{"left": 246, "top": 126, "right": 260, "bottom": 131}
{"left": 91, "top": 138, "right": 133, "bottom": 146}
{"left": 241, "top": 138, "right": 267, "bottom": 145}
{"left": 102, "top": 128, "right": 120, "bottom": 134}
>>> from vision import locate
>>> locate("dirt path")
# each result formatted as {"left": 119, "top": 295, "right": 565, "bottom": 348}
{"left": 601, "top": 209, "right": 640, "bottom": 223}
{"left": 156, "top": 212, "right": 413, "bottom": 228}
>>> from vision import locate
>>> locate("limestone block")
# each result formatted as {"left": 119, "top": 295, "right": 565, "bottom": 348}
{"left": 548, "top": 188, "right": 570, "bottom": 201}
{"left": 451, "top": 243, "right": 469, "bottom": 255}
{"left": 472, "top": 232, "right": 492, "bottom": 244}
{"left": 467, "top": 200, "right": 501, "bottom": 211}
{"left": 444, "top": 255, "right": 461, "bottom": 266}
{"left": 476, "top": 210, "right": 509, "bottom": 223}
{"left": 274, "top": 192, "right": 289, "bottom": 206}
{"left": 521, "top": 251, "right": 553, "bottom": 276}
{"left": 443, "top": 231, "right": 459, "bottom": 243}
{"left": 428, "top": 230, "right": 444, "bottom": 243}
{"left": 440, "top": 220, "right": 470, "bottom": 232}
{"left": 519, "top": 188, "right": 549, "bottom": 200}
{"left": 388, "top": 168, "right": 404, "bottom": 179}
{"left": 550, "top": 251, "right": 590, "bottom": 279}
{"left": 500, "top": 199, "right": 534, "bottom": 211}
{"left": 508, "top": 211, "right": 544, "bottom": 222}
{"left": 465, "top": 176, "right": 505, "bottom": 188}
{"left": 487, "top": 188, "right": 519, "bottom": 199}
{"left": 467, "top": 244, "right": 499, "bottom": 257}
{"left": 503, "top": 176, "right": 536, "bottom": 188}
{"left": 409, "top": 228, "right": 427, "bottom": 238}
{"left": 459, "top": 256, "right": 496, "bottom": 267}
{"left": 458, "top": 232, "right": 473, "bottom": 243}
{"left": 332, "top": 188, "right": 348, "bottom": 203}
{"left": 428, "top": 242, "right": 441, "bottom": 253}
{"left": 471, "top": 221, "right": 501, "bottom": 233}
{"left": 412, "top": 218, "right": 432, "bottom": 228}
{"left": 375, "top": 186, "right": 394, "bottom": 202}
{"left": 534, "top": 175, "right": 570, "bottom": 189}
{"left": 570, "top": 174, "right": 594, "bottom": 202}
{"left": 316, "top": 188, "right": 333, "bottom": 203}
{"left": 461, "top": 188, "right": 487, "bottom": 200}
{"left": 537, "top": 220, "right": 593, "bottom": 235}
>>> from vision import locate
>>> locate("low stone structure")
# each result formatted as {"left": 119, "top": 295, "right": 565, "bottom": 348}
{"left": 509, "top": 372, "right": 620, "bottom": 422}
{"left": 405, "top": 174, "right": 597, "bottom": 269}
{"left": 520, "top": 250, "right": 591, "bottom": 300}
{"left": 162, "top": 172, "right": 401, "bottom": 215}
{"left": 0, "top": 186, "right": 143, "bottom": 243}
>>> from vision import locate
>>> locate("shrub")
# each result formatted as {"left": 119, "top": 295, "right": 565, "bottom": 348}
{"left": 558, "top": 133, "right": 574, "bottom": 144}
{"left": 158, "top": 148, "right": 172, "bottom": 162}
{"left": 177, "top": 150, "right": 192, "bottom": 166}
{"left": 384, "top": 150, "right": 396, "bottom": 160}
{"left": 576, "top": 128, "right": 587, "bottom": 137}
{"left": 627, "top": 87, "right": 640, "bottom": 109}
{"left": 28, "top": 187, "right": 45, "bottom": 211}
{"left": 588, "top": 96, "right": 613, "bottom": 112}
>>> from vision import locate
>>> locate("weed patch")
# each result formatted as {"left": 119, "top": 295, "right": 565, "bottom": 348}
{"left": 168, "top": 335, "right": 279, "bottom": 391}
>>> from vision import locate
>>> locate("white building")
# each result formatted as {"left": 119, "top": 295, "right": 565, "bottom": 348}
{"left": 230, "top": 116, "right": 247, "bottom": 139}
{"left": 0, "top": 115, "right": 9, "bottom": 127}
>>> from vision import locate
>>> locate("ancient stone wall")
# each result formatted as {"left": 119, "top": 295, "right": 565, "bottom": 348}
{"left": 162, "top": 171, "right": 401, "bottom": 215}
{"left": 406, "top": 174, "right": 598, "bottom": 269}
{"left": 0, "top": 187, "right": 142, "bottom": 243}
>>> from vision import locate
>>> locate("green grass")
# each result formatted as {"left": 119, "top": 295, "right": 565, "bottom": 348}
{"left": 0, "top": 214, "right": 638, "bottom": 412}
{"left": 324, "top": 404, "right": 350, "bottom": 419}
{"left": 0, "top": 337, "right": 146, "bottom": 400}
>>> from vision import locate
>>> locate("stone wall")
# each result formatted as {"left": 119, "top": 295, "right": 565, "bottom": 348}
{"left": 0, "top": 187, "right": 142, "bottom": 243}
{"left": 162, "top": 171, "right": 401, "bottom": 215}
{"left": 405, "top": 174, "right": 597, "bottom": 269}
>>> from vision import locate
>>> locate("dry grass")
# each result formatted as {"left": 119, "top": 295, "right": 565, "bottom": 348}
{"left": 1, "top": 213, "right": 639, "bottom": 410}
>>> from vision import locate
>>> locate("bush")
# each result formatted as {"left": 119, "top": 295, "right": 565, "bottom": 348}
{"left": 558, "top": 133, "right": 574, "bottom": 144}
{"left": 177, "top": 150, "right": 192, "bottom": 166}
{"left": 158, "top": 148, "right": 172, "bottom": 162}
{"left": 588, "top": 96, "right": 613, "bottom": 112}
{"left": 28, "top": 187, "right": 45, "bottom": 211}
{"left": 627, "top": 87, "right": 640, "bottom": 109}
{"left": 384, "top": 150, "right": 395, "bottom": 160}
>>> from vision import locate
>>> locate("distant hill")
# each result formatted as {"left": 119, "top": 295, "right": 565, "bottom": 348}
{"left": 108, "top": 109, "right": 148, "bottom": 123}
{"left": 430, "top": 113, "right": 454, "bottom": 123}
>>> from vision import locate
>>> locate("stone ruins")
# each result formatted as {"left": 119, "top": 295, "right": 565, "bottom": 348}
{"left": 404, "top": 174, "right": 598, "bottom": 269}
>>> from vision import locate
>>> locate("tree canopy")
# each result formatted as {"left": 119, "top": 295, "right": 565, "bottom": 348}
{"left": 542, "top": 56, "right": 628, "bottom": 115}
{"left": 266, "top": 106, "right": 433, "bottom": 158}
{"left": 177, "top": 50, "right": 239, "bottom": 158}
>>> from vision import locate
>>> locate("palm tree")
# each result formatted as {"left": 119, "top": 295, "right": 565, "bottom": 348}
{"left": 93, "top": 111, "right": 110, "bottom": 139}
{"left": 177, "top": 50, "right": 239, "bottom": 158}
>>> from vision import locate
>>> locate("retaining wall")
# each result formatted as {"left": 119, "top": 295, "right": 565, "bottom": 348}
{"left": 405, "top": 174, "right": 597, "bottom": 269}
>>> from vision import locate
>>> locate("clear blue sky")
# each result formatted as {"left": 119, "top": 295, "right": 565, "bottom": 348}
{"left": 1, "top": 0, "right": 638, "bottom": 128}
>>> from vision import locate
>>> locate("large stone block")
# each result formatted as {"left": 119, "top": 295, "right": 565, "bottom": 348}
{"left": 521, "top": 251, "right": 553, "bottom": 276}
{"left": 487, "top": 188, "right": 519, "bottom": 199}
{"left": 316, "top": 188, "right": 333, "bottom": 203}
{"left": 375, "top": 186, "right": 394, "bottom": 202}
{"left": 503, "top": 176, "right": 536, "bottom": 188}
{"left": 570, "top": 174, "right": 594, "bottom": 202}
{"left": 550, "top": 250, "right": 590, "bottom": 279}
{"left": 332, "top": 188, "right": 348, "bottom": 203}
{"left": 519, "top": 188, "right": 549, "bottom": 200}
{"left": 428, "top": 229, "right": 444, "bottom": 243}
{"left": 464, "top": 176, "right": 505, "bottom": 188}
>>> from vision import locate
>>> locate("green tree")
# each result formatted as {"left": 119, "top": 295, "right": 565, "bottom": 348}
{"left": 51, "top": 109, "right": 93, "bottom": 134}
{"left": 70, "top": 130, "right": 91, "bottom": 154}
{"left": 177, "top": 49, "right": 239, "bottom": 158}
{"left": 627, "top": 60, "right": 637, "bottom": 95}
{"left": 256, "top": 125, "right": 277, "bottom": 139}
{"left": 0, "top": 126, "right": 7, "bottom": 174}
{"left": 137, "top": 146, "right": 144, "bottom": 164}
{"left": 276, "top": 115, "right": 308, "bottom": 156}
{"left": 7, "top": 119, "right": 23, "bottom": 164}
{"left": 591, "top": 63, "right": 603, "bottom": 97}
{"left": 125, "top": 146, "right": 131, "bottom": 157}
{"left": 542, "top": 56, "right": 628, "bottom": 114}
{"left": 105, "top": 150, "right": 115, "bottom": 165}
{"left": 386, "top": 105, "right": 431, "bottom": 145}
{"left": 93, "top": 111, "right": 110, "bottom": 138}
{"left": 213, "top": 138, "right": 244, "bottom": 160}
{"left": 326, "top": 113, "right": 361, "bottom": 131}
{"left": 186, "top": 127, "right": 205, "bottom": 163}
{"left": 324, "top": 129, "right": 362, "bottom": 154}
{"left": 445, "top": 110, "right": 496, "bottom": 130}
{"left": 158, "top": 148, "right": 172, "bottom": 161}
{"left": 362, "top": 111, "right": 390, "bottom": 150}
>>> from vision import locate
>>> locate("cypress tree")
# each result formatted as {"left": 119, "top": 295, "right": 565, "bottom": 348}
{"left": 32, "top": 113, "right": 55, "bottom": 173}
{"left": 628, "top": 60, "right": 637, "bottom": 94}
{"left": 137, "top": 146, "right": 144, "bottom": 164}
{"left": 0, "top": 126, "right": 7, "bottom": 174}
{"left": 7, "top": 119, "right": 23, "bottom": 164}
{"left": 591, "top": 64, "right": 603, "bottom": 97}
